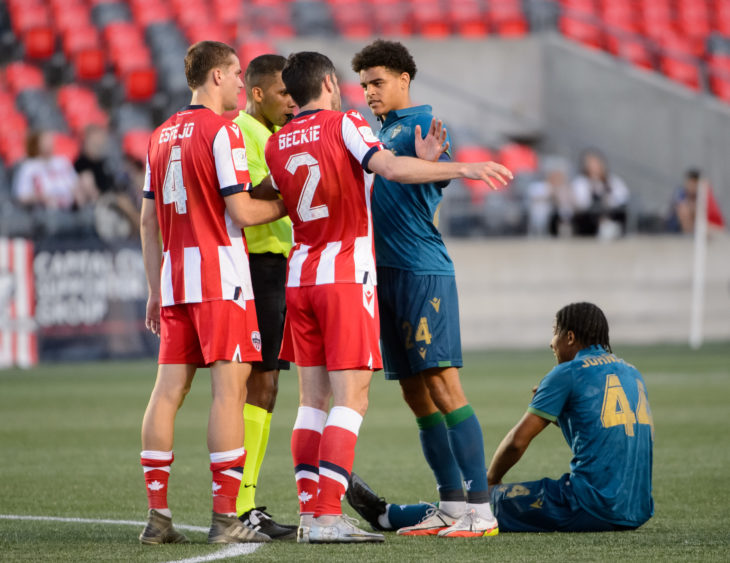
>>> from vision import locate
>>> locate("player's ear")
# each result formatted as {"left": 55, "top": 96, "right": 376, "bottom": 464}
{"left": 211, "top": 66, "right": 223, "bottom": 86}
{"left": 252, "top": 86, "right": 264, "bottom": 103}
{"left": 323, "top": 73, "right": 334, "bottom": 94}
{"left": 565, "top": 330, "right": 577, "bottom": 346}
{"left": 400, "top": 72, "right": 410, "bottom": 90}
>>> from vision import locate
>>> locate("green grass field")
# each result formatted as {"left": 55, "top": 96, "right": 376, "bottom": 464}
{"left": 1, "top": 343, "right": 728, "bottom": 562}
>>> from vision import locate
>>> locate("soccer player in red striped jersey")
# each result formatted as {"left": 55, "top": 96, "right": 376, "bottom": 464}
{"left": 264, "top": 51, "right": 511, "bottom": 544}
{"left": 138, "top": 41, "right": 286, "bottom": 546}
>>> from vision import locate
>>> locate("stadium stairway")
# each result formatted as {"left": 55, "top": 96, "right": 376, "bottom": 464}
{"left": 449, "top": 234, "right": 730, "bottom": 349}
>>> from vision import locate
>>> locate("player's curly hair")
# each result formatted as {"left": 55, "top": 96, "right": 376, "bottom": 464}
{"left": 185, "top": 41, "right": 236, "bottom": 90}
{"left": 351, "top": 40, "right": 417, "bottom": 80}
{"left": 555, "top": 302, "right": 612, "bottom": 353}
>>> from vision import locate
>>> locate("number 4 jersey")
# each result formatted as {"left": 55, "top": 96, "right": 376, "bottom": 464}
{"left": 264, "top": 109, "right": 384, "bottom": 288}
{"left": 528, "top": 344, "right": 654, "bottom": 527}
{"left": 143, "top": 105, "right": 254, "bottom": 306}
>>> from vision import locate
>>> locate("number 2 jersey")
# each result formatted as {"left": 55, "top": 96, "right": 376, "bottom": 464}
{"left": 143, "top": 105, "right": 254, "bottom": 306}
{"left": 528, "top": 345, "right": 654, "bottom": 527}
{"left": 264, "top": 109, "right": 384, "bottom": 288}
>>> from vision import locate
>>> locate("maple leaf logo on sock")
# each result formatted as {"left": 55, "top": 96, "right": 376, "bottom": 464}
{"left": 147, "top": 480, "right": 165, "bottom": 491}
{"left": 298, "top": 491, "right": 313, "bottom": 503}
{"left": 212, "top": 481, "right": 222, "bottom": 492}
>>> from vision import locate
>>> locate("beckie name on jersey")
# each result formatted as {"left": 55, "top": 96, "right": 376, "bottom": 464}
{"left": 158, "top": 122, "right": 195, "bottom": 144}
{"left": 278, "top": 124, "right": 321, "bottom": 150}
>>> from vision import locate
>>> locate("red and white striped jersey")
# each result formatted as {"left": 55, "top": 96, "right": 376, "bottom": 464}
{"left": 143, "top": 105, "right": 254, "bottom": 307}
{"left": 264, "top": 109, "right": 384, "bottom": 288}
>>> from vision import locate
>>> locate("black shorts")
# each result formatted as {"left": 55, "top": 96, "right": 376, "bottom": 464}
{"left": 249, "top": 252, "right": 290, "bottom": 371}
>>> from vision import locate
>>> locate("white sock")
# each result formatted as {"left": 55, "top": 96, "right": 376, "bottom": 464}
{"left": 377, "top": 505, "right": 392, "bottom": 530}
{"left": 467, "top": 501, "right": 495, "bottom": 520}
{"left": 439, "top": 500, "right": 466, "bottom": 518}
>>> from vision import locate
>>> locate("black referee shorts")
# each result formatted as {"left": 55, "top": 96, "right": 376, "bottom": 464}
{"left": 249, "top": 252, "right": 290, "bottom": 371}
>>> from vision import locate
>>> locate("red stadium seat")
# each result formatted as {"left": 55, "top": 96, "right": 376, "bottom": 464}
{"left": 237, "top": 40, "right": 277, "bottom": 70}
{"left": 449, "top": 0, "right": 488, "bottom": 38}
{"left": 3, "top": 62, "right": 45, "bottom": 94}
{"left": 498, "top": 143, "right": 538, "bottom": 176}
{"left": 62, "top": 26, "right": 101, "bottom": 58}
{"left": 9, "top": 4, "right": 50, "bottom": 37}
{"left": 23, "top": 27, "right": 56, "bottom": 60}
{"left": 53, "top": 133, "right": 81, "bottom": 162}
{"left": 184, "top": 23, "right": 233, "bottom": 46}
{"left": 606, "top": 33, "right": 654, "bottom": 70}
{"left": 660, "top": 56, "right": 701, "bottom": 91}
{"left": 339, "top": 81, "right": 366, "bottom": 109}
{"left": 132, "top": 1, "right": 173, "bottom": 27}
{"left": 125, "top": 68, "right": 157, "bottom": 102}
{"left": 57, "top": 85, "right": 109, "bottom": 134}
{"left": 51, "top": 3, "right": 92, "bottom": 34}
{"left": 559, "top": 15, "right": 603, "bottom": 49}
{"left": 490, "top": 3, "right": 528, "bottom": 37}
{"left": 112, "top": 46, "right": 152, "bottom": 77}
{"left": 74, "top": 48, "right": 107, "bottom": 82}
{"left": 123, "top": 129, "right": 152, "bottom": 163}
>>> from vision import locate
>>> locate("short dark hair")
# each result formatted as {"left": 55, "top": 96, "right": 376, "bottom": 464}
{"left": 685, "top": 168, "right": 701, "bottom": 181}
{"left": 245, "top": 54, "right": 287, "bottom": 94}
{"left": 351, "top": 39, "right": 417, "bottom": 80}
{"left": 184, "top": 41, "right": 236, "bottom": 90}
{"left": 555, "top": 302, "right": 612, "bottom": 353}
{"left": 281, "top": 51, "right": 336, "bottom": 107}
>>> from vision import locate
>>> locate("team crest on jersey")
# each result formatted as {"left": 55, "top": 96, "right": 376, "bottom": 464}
{"left": 232, "top": 148, "right": 248, "bottom": 171}
{"left": 251, "top": 330, "right": 262, "bottom": 352}
{"left": 390, "top": 125, "right": 402, "bottom": 139}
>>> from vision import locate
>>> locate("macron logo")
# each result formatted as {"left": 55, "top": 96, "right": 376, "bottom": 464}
{"left": 229, "top": 124, "right": 240, "bottom": 138}
{"left": 147, "top": 481, "right": 165, "bottom": 491}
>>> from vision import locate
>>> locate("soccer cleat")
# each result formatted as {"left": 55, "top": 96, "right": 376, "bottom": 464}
{"left": 139, "top": 509, "right": 189, "bottom": 545}
{"left": 345, "top": 472, "right": 388, "bottom": 531}
{"left": 239, "top": 506, "right": 297, "bottom": 540}
{"left": 437, "top": 508, "right": 499, "bottom": 538}
{"left": 307, "top": 514, "right": 385, "bottom": 543}
{"left": 208, "top": 511, "right": 271, "bottom": 543}
{"left": 297, "top": 513, "right": 314, "bottom": 544}
{"left": 396, "top": 504, "right": 458, "bottom": 536}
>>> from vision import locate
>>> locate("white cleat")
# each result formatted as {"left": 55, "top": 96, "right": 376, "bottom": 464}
{"left": 437, "top": 508, "right": 499, "bottom": 538}
{"left": 396, "top": 504, "right": 458, "bottom": 536}
{"left": 308, "top": 514, "right": 385, "bottom": 543}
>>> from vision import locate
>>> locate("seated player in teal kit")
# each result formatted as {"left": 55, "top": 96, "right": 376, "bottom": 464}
{"left": 348, "top": 302, "right": 654, "bottom": 533}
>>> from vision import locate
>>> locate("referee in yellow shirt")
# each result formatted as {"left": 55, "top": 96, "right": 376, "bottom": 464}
{"left": 233, "top": 54, "right": 297, "bottom": 539}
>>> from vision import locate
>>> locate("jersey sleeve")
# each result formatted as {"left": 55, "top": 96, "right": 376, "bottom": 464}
{"left": 212, "top": 124, "right": 253, "bottom": 196}
{"left": 142, "top": 154, "right": 154, "bottom": 199}
{"left": 528, "top": 364, "right": 573, "bottom": 422}
{"left": 341, "top": 110, "right": 384, "bottom": 172}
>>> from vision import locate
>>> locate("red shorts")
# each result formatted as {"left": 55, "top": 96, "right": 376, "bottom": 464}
{"left": 159, "top": 300, "right": 262, "bottom": 366}
{"left": 280, "top": 283, "right": 382, "bottom": 371}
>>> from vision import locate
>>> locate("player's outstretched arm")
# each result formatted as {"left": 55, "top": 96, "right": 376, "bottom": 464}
{"left": 486, "top": 411, "right": 549, "bottom": 485}
{"left": 414, "top": 118, "right": 449, "bottom": 162}
{"left": 369, "top": 149, "right": 513, "bottom": 189}
{"left": 140, "top": 198, "right": 162, "bottom": 336}
{"left": 225, "top": 190, "right": 286, "bottom": 227}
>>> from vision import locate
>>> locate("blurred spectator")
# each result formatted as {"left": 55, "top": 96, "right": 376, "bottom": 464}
{"left": 571, "top": 148, "right": 630, "bottom": 238}
{"left": 75, "top": 124, "right": 141, "bottom": 241}
{"left": 12, "top": 130, "right": 87, "bottom": 210}
{"left": 526, "top": 156, "right": 575, "bottom": 237}
{"left": 666, "top": 168, "right": 726, "bottom": 234}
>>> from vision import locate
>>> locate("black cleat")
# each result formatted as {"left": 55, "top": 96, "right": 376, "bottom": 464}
{"left": 239, "top": 506, "right": 298, "bottom": 540}
{"left": 345, "top": 473, "right": 388, "bottom": 531}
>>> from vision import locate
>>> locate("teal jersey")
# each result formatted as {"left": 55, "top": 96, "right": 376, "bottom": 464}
{"left": 528, "top": 345, "right": 655, "bottom": 527}
{"left": 373, "top": 106, "right": 453, "bottom": 274}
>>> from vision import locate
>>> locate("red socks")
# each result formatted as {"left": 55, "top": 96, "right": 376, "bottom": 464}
{"left": 209, "top": 448, "right": 246, "bottom": 515}
{"left": 291, "top": 406, "right": 328, "bottom": 515}
{"left": 316, "top": 406, "right": 362, "bottom": 516}
{"left": 140, "top": 450, "right": 173, "bottom": 511}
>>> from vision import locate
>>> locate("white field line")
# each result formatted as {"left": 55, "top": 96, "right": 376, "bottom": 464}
{"left": 0, "top": 514, "right": 263, "bottom": 562}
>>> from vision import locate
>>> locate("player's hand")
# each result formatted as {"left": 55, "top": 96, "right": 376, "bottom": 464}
{"left": 461, "top": 161, "right": 513, "bottom": 190}
{"left": 145, "top": 295, "right": 161, "bottom": 336}
{"left": 415, "top": 118, "right": 450, "bottom": 162}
